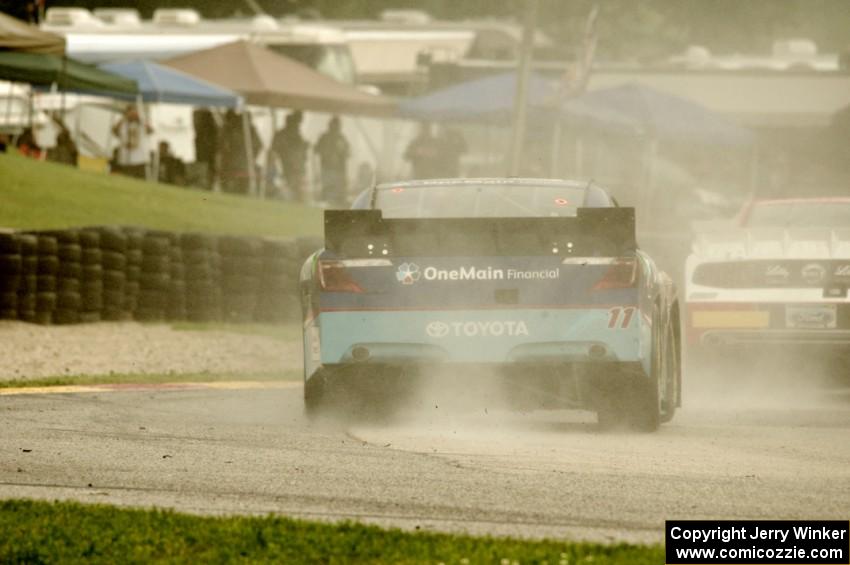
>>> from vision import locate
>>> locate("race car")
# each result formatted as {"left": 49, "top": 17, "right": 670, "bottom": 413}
{"left": 686, "top": 197, "right": 850, "bottom": 356}
{"left": 300, "top": 178, "right": 681, "bottom": 431}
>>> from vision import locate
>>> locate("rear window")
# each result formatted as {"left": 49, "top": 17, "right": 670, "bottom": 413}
{"left": 371, "top": 183, "right": 602, "bottom": 219}
{"left": 746, "top": 202, "right": 850, "bottom": 228}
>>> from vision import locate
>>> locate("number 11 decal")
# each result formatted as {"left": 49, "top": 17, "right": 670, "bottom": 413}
{"left": 608, "top": 307, "right": 636, "bottom": 329}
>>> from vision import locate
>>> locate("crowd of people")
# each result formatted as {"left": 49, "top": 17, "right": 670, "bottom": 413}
{"left": 114, "top": 107, "right": 468, "bottom": 204}
{"left": 192, "top": 108, "right": 352, "bottom": 205}
{"left": 3, "top": 104, "right": 470, "bottom": 206}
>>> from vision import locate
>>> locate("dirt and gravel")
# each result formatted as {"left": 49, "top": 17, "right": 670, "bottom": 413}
{"left": 1, "top": 321, "right": 848, "bottom": 543}
{"left": 0, "top": 321, "right": 300, "bottom": 381}
{"left": 1, "top": 385, "right": 848, "bottom": 544}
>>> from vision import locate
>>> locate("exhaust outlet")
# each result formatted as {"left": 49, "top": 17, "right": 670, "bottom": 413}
{"left": 588, "top": 344, "right": 607, "bottom": 359}
{"left": 351, "top": 346, "right": 370, "bottom": 361}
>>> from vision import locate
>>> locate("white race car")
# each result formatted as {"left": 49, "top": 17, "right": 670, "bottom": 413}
{"left": 686, "top": 197, "right": 850, "bottom": 358}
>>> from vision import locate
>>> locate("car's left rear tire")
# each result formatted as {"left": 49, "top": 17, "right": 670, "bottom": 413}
{"left": 304, "top": 365, "right": 404, "bottom": 423}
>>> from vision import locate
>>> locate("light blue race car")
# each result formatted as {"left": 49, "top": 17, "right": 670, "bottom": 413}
{"left": 300, "top": 178, "right": 681, "bottom": 431}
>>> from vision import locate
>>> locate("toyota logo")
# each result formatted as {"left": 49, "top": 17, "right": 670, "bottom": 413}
{"left": 426, "top": 321, "right": 450, "bottom": 338}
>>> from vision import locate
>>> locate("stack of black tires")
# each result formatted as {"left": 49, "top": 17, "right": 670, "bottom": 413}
{"left": 78, "top": 229, "right": 103, "bottom": 323}
{"left": 0, "top": 233, "right": 23, "bottom": 320}
{"left": 136, "top": 232, "right": 171, "bottom": 322}
{"left": 255, "top": 238, "right": 301, "bottom": 323}
{"left": 51, "top": 230, "right": 82, "bottom": 325}
{"left": 124, "top": 229, "right": 143, "bottom": 317}
{"left": 219, "top": 236, "right": 263, "bottom": 323}
{"left": 1, "top": 226, "right": 320, "bottom": 326}
{"left": 35, "top": 233, "right": 60, "bottom": 324}
{"left": 167, "top": 235, "right": 187, "bottom": 321}
{"left": 98, "top": 227, "right": 129, "bottom": 321}
{"left": 16, "top": 235, "right": 38, "bottom": 323}
{"left": 181, "top": 233, "right": 221, "bottom": 323}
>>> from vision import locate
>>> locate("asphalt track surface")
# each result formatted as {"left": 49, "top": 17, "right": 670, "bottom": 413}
{"left": 1, "top": 381, "right": 849, "bottom": 544}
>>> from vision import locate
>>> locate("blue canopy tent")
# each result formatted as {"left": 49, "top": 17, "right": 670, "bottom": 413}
{"left": 401, "top": 76, "right": 749, "bottom": 145}
{"left": 562, "top": 83, "right": 753, "bottom": 147}
{"left": 96, "top": 60, "right": 242, "bottom": 186}
{"left": 398, "top": 72, "right": 560, "bottom": 124}
{"left": 400, "top": 75, "right": 754, "bottom": 193}
{"left": 99, "top": 60, "right": 241, "bottom": 107}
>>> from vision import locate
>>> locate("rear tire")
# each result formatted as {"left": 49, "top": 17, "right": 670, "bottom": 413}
{"left": 659, "top": 327, "right": 678, "bottom": 424}
{"left": 626, "top": 375, "right": 660, "bottom": 432}
{"left": 304, "top": 366, "right": 401, "bottom": 423}
{"left": 596, "top": 374, "right": 659, "bottom": 432}
{"left": 596, "top": 313, "right": 665, "bottom": 433}
{"left": 304, "top": 370, "right": 328, "bottom": 419}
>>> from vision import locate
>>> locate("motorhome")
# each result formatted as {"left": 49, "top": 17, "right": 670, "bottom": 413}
{"left": 41, "top": 7, "right": 357, "bottom": 85}
{"left": 333, "top": 9, "right": 555, "bottom": 95}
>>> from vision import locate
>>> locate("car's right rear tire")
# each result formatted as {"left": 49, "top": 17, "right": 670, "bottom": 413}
{"left": 596, "top": 310, "right": 666, "bottom": 433}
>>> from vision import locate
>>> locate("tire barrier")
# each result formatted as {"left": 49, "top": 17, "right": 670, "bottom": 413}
{"left": 124, "top": 229, "right": 143, "bottom": 319}
{"left": 16, "top": 234, "right": 38, "bottom": 323}
{"left": 136, "top": 232, "right": 171, "bottom": 322}
{"left": 0, "top": 228, "right": 321, "bottom": 325}
{"left": 219, "top": 235, "right": 263, "bottom": 323}
{"left": 78, "top": 229, "right": 103, "bottom": 324}
{"left": 255, "top": 238, "right": 301, "bottom": 323}
{"left": 51, "top": 229, "right": 82, "bottom": 325}
{"left": 0, "top": 233, "right": 22, "bottom": 321}
{"left": 181, "top": 232, "right": 222, "bottom": 323}
{"left": 35, "top": 233, "right": 59, "bottom": 325}
{"left": 98, "top": 227, "right": 130, "bottom": 322}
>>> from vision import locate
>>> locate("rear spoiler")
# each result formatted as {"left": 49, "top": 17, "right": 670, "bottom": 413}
{"left": 325, "top": 208, "right": 636, "bottom": 257}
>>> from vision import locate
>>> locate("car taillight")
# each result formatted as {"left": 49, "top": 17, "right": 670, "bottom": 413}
{"left": 318, "top": 261, "right": 364, "bottom": 293}
{"left": 593, "top": 259, "right": 637, "bottom": 290}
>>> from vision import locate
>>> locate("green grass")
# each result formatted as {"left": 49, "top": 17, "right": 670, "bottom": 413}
{"left": 169, "top": 321, "right": 303, "bottom": 342}
{"left": 0, "top": 370, "right": 300, "bottom": 389}
{"left": 0, "top": 152, "right": 322, "bottom": 236}
{"left": 0, "top": 499, "right": 662, "bottom": 564}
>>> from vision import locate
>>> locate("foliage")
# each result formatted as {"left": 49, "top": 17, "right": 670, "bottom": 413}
{"left": 0, "top": 370, "right": 299, "bottom": 389}
{"left": 0, "top": 499, "right": 664, "bottom": 563}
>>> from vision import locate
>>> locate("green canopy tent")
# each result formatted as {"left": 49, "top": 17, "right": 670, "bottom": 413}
{"left": 0, "top": 50, "right": 137, "bottom": 169}
{"left": 0, "top": 51, "right": 137, "bottom": 95}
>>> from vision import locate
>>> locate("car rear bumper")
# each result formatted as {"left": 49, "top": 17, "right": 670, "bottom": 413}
{"left": 305, "top": 307, "right": 649, "bottom": 372}
{"left": 697, "top": 328, "right": 850, "bottom": 346}
{"left": 686, "top": 301, "right": 850, "bottom": 345}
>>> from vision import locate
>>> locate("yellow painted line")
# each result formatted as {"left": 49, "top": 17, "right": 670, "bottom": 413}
{"left": 0, "top": 385, "right": 106, "bottom": 396}
{"left": 0, "top": 380, "right": 301, "bottom": 396}
{"left": 692, "top": 310, "right": 770, "bottom": 329}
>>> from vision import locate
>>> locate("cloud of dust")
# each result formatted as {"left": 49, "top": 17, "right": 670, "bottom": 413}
{"left": 684, "top": 345, "right": 849, "bottom": 412}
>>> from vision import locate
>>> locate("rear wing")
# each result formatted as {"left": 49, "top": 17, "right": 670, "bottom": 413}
{"left": 324, "top": 208, "right": 636, "bottom": 258}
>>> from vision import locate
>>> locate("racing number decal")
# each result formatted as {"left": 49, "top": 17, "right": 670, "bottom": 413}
{"left": 608, "top": 307, "right": 636, "bottom": 329}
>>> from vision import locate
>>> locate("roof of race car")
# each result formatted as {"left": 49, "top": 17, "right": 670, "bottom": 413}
{"left": 375, "top": 178, "right": 588, "bottom": 190}
{"left": 359, "top": 177, "right": 615, "bottom": 211}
